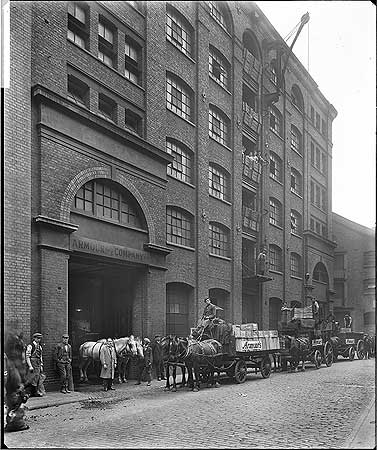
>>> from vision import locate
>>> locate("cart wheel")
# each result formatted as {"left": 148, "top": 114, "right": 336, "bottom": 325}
{"left": 234, "top": 360, "right": 247, "bottom": 384}
{"left": 348, "top": 346, "right": 355, "bottom": 361}
{"left": 314, "top": 350, "right": 322, "bottom": 369}
{"left": 324, "top": 341, "right": 333, "bottom": 367}
{"left": 356, "top": 340, "right": 365, "bottom": 360}
{"left": 260, "top": 356, "right": 272, "bottom": 379}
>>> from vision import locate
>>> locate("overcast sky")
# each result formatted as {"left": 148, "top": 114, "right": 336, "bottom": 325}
{"left": 255, "top": 1, "right": 376, "bottom": 229}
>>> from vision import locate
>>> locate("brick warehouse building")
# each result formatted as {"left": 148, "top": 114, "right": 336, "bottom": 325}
{"left": 4, "top": 1, "right": 338, "bottom": 382}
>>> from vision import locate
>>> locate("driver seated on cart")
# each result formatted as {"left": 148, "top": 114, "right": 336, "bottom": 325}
{"left": 196, "top": 297, "right": 217, "bottom": 337}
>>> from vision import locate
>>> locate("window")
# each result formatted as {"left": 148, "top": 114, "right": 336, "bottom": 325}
{"left": 290, "top": 125, "right": 302, "bottom": 155}
{"left": 209, "top": 164, "right": 230, "bottom": 201}
{"left": 290, "top": 168, "right": 302, "bottom": 196}
{"left": 209, "top": 106, "right": 229, "bottom": 146}
{"left": 269, "top": 197, "right": 282, "bottom": 228}
{"left": 313, "top": 262, "right": 329, "bottom": 284}
{"left": 209, "top": 222, "right": 229, "bottom": 257}
{"left": 166, "top": 74, "right": 193, "bottom": 121}
{"left": 310, "top": 180, "right": 327, "bottom": 211}
{"left": 125, "top": 109, "right": 142, "bottom": 135}
{"left": 125, "top": 37, "right": 141, "bottom": 85}
{"left": 209, "top": 45, "right": 229, "bottom": 89}
{"left": 166, "top": 207, "right": 193, "bottom": 247}
{"left": 269, "top": 152, "right": 282, "bottom": 182}
{"left": 270, "top": 59, "right": 278, "bottom": 84}
{"left": 310, "top": 216, "right": 327, "bottom": 238}
{"left": 290, "top": 253, "right": 302, "bottom": 278}
{"left": 269, "top": 106, "right": 282, "bottom": 136}
{"left": 73, "top": 179, "right": 145, "bottom": 228}
{"left": 98, "top": 93, "right": 116, "bottom": 122}
{"left": 242, "top": 84, "right": 257, "bottom": 113}
{"left": 315, "top": 112, "right": 321, "bottom": 130}
{"left": 290, "top": 210, "right": 302, "bottom": 236}
{"left": 321, "top": 119, "right": 327, "bottom": 137}
{"left": 269, "top": 244, "right": 282, "bottom": 272}
{"left": 311, "top": 139, "right": 327, "bottom": 174}
{"left": 310, "top": 106, "right": 314, "bottom": 123}
{"left": 67, "top": 74, "right": 89, "bottom": 107}
{"left": 242, "top": 190, "right": 258, "bottom": 232}
{"left": 291, "top": 85, "right": 304, "bottom": 112}
{"left": 98, "top": 19, "right": 116, "bottom": 68}
{"left": 207, "top": 1, "right": 230, "bottom": 32}
{"left": 67, "top": 2, "right": 88, "bottom": 49}
{"left": 166, "top": 139, "right": 193, "bottom": 184}
{"left": 166, "top": 6, "right": 193, "bottom": 57}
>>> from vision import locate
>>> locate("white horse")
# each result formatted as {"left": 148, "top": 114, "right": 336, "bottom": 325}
{"left": 79, "top": 336, "right": 140, "bottom": 382}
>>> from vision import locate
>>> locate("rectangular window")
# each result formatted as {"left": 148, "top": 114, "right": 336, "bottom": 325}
{"left": 125, "top": 109, "right": 141, "bottom": 135}
{"left": 125, "top": 38, "right": 141, "bottom": 85}
{"left": 209, "top": 165, "right": 228, "bottom": 201}
{"left": 310, "top": 215, "right": 327, "bottom": 238}
{"left": 310, "top": 106, "right": 314, "bottom": 122}
{"left": 209, "top": 108, "right": 228, "bottom": 145}
{"left": 315, "top": 112, "right": 320, "bottom": 130}
{"left": 209, "top": 47, "right": 229, "bottom": 89}
{"left": 209, "top": 223, "right": 229, "bottom": 257}
{"left": 270, "top": 154, "right": 282, "bottom": 182}
{"left": 166, "top": 140, "right": 192, "bottom": 184}
{"left": 98, "top": 93, "right": 116, "bottom": 122}
{"left": 269, "top": 246, "right": 282, "bottom": 272}
{"left": 270, "top": 109, "right": 281, "bottom": 135}
{"left": 67, "top": 3, "right": 88, "bottom": 49}
{"left": 98, "top": 19, "right": 116, "bottom": 68}
{"left": 321, "top": 119, "right": 327, "bottom": 137}
{"left": 290, "top": 255, "right": 301, "bottom": 277}
{"left": 67, "top": 75, "right": 89, "bottom": 107}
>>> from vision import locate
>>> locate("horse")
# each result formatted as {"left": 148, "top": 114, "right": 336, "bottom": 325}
{"left": 4, "top": 330, "right": 30, "bottom": 432}
{"left": 160, "top": 335, "right": 187, "bottom": 392}
{"left": 284, "top": 335, "right": 311, "bottom": 372}
{"left": 174, "top": 337, "right": 223, "bottom": 392}
{"left": 79, "top": 336, "right": 140, "bottom": 382}
{"left": 363, "top": 334, "right": 375, "bottom": 359}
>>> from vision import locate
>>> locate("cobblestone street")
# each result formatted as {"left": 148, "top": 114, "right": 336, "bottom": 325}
{"left": 4, "top": 359, "right": 375, "bottom": 449}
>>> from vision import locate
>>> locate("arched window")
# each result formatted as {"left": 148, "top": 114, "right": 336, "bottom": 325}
{"left": 290, "top": 210, "right": 302, "bottom": 236}
{"left": 166, "top": 138, "right": 194, "bottom": 184}
{"left": 209, "top": 222, "right": 230, "bottom": 257}
{"left": 72, "top": 179, "right": 146, "bottom": 229}
{"left": 269, "top": 197, "right": 283, "bottom": 228}
{"left": 291, "top": 125, "right": 303, "bottom": 155}
{"left": 209, "top": 163, "right": 230, "bottom": 202}
{"left": 290, "top": 253, "right": 302, "bottom": 278}
{"left": 209, "top": 45, "right": 230, "bottom": 90}
{"left": 209, "top": 105, "right": 230, "bottom": 146}
{"left": 290, "top": 167, "right": 303, "bottom": 196}
{"left": 291, "top": 84, "right": 304, "bottom": 112}
{"left": 269, "top": 106, "right": 282, "bottom": 136}
{"left": 166, "top": 5, "right": 194, "bottom": 58}
{"left": 313, "top": 262, "right": 329, "bottom": 284}
{"left": 166, "top": 72, "right": 194, "bottom": 122}
{"left": 269, "top": 244, "right": 283, "bottom": 272}
{"left": 207, "top": 1, "right": 231, "bottom": 33}
{"left": 242, "top": 31, "right": 260, "bottom": 60}
{"left": 269, "top": 152, "right": 283, "bottom": 182}
{"left": 166, "top": 206, "right": 194, "bottom": 248}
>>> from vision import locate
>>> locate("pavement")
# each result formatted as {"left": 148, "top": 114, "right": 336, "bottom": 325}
{"left": 342, "top": 395, "right": 376, "bottom": 449}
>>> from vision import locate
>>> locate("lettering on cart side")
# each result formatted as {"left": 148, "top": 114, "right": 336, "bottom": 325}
{"left": 241, "top": 340, "right": 262, "bottom": 351}
{"left": 345, "top": 339, "right": 355, "bottom": 344}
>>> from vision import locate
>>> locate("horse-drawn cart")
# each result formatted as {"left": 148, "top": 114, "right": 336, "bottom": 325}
{"left": 330, "top": 329, "right": 365, "bottom": 361}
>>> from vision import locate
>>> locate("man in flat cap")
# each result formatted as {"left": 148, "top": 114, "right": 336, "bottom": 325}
{"left": 24, "top": 332, "right": 45, "bottom": 397}
{"left": 54, "top": 334, "right": 74, "bottom": 394}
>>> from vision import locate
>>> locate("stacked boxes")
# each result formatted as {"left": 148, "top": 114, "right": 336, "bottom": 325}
{"left": 292, "top": 306, "right": 313, "bottom": 320}
{"left": 233, "top": 325, "right": 280, "bottom": 352}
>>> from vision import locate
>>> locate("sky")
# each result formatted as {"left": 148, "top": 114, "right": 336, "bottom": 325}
{"left": 255, "top": 1, "right": 376, "bottom": 229}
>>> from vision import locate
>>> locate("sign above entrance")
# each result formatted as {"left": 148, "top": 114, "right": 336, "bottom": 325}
{"left": 70, "top": 236, "right": 151, "bottom": 265}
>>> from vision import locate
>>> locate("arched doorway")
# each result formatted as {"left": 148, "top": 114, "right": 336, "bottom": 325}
{"left": 166, "top": 283, "right": 192, "bottom": 336}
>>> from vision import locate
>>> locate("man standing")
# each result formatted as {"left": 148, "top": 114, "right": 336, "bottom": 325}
{"left": 151, "top": 335, "right": 165, "bottom": 381}
{"left": 256, "top": 247, "right": 268, "bottom": 275}
{"left": 54, "top": 334, "right": 74, "bottom": 394}
{"left": 136, "top": 338, "right": 153, "bottom": 386}
{"left": 100, "top": 338, "right": 117, "bottom": 391}
{"left": 25, "top": 333, "right": 45, "bottom": 397}
{"left": 344, "top": 313, "right": 352, "bottom": 329}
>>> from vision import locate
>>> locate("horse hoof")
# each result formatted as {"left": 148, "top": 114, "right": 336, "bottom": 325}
{"left": 172, "top": 387, "right": 177, "bottom": 392}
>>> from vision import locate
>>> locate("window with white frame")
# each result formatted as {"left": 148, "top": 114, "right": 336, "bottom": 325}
{"left": 207, "top": 1, "right": 230, "bottom": 32}
{"left": 269, "top": 152, "right": 282, "bottom": 182}
{"left": 290, "top": 168, "right": 302, "bottom": 196}
{"left": 209, "top": 163, "right": 230, "bottom": 201}
{"left": 269, "top": 106, "right": 282, "bottom": 136}
{"left": 67, "top": 2, "right": 88, "bottom": 49}
{"left": 290, "top": 253, "right": 302, "bottom": 278}
{"left": 290, "top": 125, "right": 302, "bottom": 155}
{"left": 290, "top": 210, "right": 302, "bottom": 236}
{"left": 311, "top": 139, "right": 327, "bottom": 174}
{"left": 209, "top": 222, "right": 229, "bottom": 257}
{"left": 166, "top": 139, "right": 193, "bottom": 184}
{"left": 209, "top": 45, "right": 229, "bottom": 89}
{"left": 269, "top": 197, "right": 282, "bottom": 228}
{"left": 98, "top": 18, "right": 116, "bottom": 67}
{"left": 125, "top": 37, "right": 141, "bottom": 85}
{"left": 269, "top": 244, "right": 282, "bottom": 272}
{"left": 310, "top": 180, "right": 327, "bottom": 211}
{"left": 310, "top": 216, "right": 328, "bottom": 238}
{"left": 166, "top": 74, "right": 192, "bottom": 121}
{"left": 166, "top": 6, "right": 193, "bottom": 57}
{"left": 166, "top": 206, "right": 193, "bottom": 247}
{"left": 209, "top": 105, "right": 229, "bottom": 146}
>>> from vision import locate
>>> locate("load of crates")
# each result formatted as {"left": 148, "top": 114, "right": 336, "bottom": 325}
{"left": 232, "top": 323, "right": 280, "bottom": 352}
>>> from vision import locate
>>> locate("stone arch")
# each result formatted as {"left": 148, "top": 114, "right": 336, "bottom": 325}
{"left": 60, "top": 166, "right": 156, "bottom": 242}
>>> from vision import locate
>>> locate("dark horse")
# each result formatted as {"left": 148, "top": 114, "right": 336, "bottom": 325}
{"left": 4, "top": 330, "right": 30, "bottom": 432}
{"left": 285, "top": 335, "right": 311, "bottom": 372}
{"left": 160, "top": 335, "right": 187, "bottom": 392}
{"left": 174, "top": 337, "right": 223, "bottom": 392}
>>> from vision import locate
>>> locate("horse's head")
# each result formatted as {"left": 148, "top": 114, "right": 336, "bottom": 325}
{"left": 4, "top": 330, "right": 26, "bottom": 365}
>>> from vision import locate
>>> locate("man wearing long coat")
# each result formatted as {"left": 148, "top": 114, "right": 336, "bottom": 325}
{"left": 100, "top": 339, "right": 117, "bottom": 391}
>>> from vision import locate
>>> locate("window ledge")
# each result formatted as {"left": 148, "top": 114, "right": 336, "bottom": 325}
{"left": 291, "top": 275, "right": 303, "bottom": 281}
{"left": 270, "top": 175, "right": 283, "bottom": 186}
{"left": 209, "top": 253, "right": 231, "bottom": 262}
{"left": 167, "top": 174, "right": 195, "bottom": 189}
{"left": 166, "top": 107, "right": 196, "bottom": 127}
{"left": 269, "top": 128, "right": 283, "bottom": 140}
{"left": 209, "top": 194, "right": 231, "bottom": 206}
{"left": 167, "top": 241, "right": 195, "bottom": 252}
{"left": 291, "top": 147, "right": 303, "bottom": 158}
{"left": 311, "top": 203, "right": 327, "bottom": 214}
{"left": 291, "top": 232, "right": 303, "bottom": 239}
{"left": 269, "top": 223, "right": 283, "bottom": 231}
{"left": 209, "top": 136, "right": 232, "bottom": 152}
{"left": 269, "top": 269, "right": 283, "bottom": 276}
{"left": 209, "top": 74, "right": 232, "bottom": 95}
{"left": 291, "top": 189, "right": 303, "bottom": 199}
{"left": 166, "top": 38, "right": 196, "bottom": 64}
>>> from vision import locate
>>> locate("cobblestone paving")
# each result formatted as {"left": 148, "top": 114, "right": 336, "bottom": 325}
{"left": 4, "top": 359, "right": 375, "bottom": 449}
